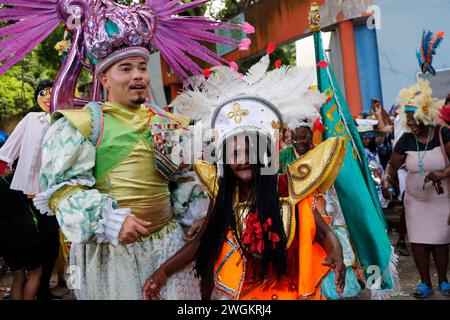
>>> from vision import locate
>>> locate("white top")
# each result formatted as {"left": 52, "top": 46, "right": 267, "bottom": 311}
{"left": 0, "top": 112, "right": 50, "bottom": 195}
{"left": 393, "top": 114, "right": 405, "bottom": 147}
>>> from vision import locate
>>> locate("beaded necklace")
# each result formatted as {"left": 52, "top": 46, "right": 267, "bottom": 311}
{"left": 415, "top": 127, "right": 432, "bottom": 176}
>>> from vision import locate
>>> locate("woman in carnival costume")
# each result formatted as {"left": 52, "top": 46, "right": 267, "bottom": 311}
{"left": 278, "top": 86, "right": 364, "bottom": 300}
{"left": 143, "top": 54, "right": 348, "bottom": 300}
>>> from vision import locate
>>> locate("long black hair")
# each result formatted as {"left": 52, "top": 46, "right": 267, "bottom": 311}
{"left": 194, "top": 133, "right": 288, "bottom": 282}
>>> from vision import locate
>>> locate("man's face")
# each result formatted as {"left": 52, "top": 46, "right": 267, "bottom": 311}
{"left": 100, "top": 56, "right": 150, "bottom": 108}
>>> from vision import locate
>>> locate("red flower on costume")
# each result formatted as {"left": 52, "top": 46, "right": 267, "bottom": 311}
{"left": 242, "top": 211, "right": 280, "bottom": 255}
{"left": 242, "top": 211, "right": 264, "bottom": 254}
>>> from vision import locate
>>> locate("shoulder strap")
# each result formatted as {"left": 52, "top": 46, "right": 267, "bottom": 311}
{"left": 83, "top": 102, "right": 104, "bottom": 148}
{"left": 439, "top": 127, "right": 449, "bottom": 166}
{"left": 193, "top": 161, "right": 219, "bottom": 199}
{"left": 145, "top": 103, "right": 190, "bottom": 126}
{"left": 51, "top": 102, "right": 104, "bottom": 148}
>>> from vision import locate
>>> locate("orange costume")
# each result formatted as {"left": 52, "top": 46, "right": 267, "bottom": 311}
{"left": 194, "top": 137, "right": 346, "bottom": 300}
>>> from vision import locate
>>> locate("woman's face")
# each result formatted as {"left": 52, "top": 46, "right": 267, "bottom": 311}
{"left": 362, "top": 137, "right": 373, "bottom": 148}
{"left": 406, "top": 112, "right": 426, "bottom": 136}
{"left": 292, "top": 127, "right": 312, "bottom": 156}
{"left": 227, "top": 137, "right": 253, "bottom": 184}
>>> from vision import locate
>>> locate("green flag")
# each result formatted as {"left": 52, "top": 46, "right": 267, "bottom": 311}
{"left": 313, "top": 30, "right": 397, "bottom": 297}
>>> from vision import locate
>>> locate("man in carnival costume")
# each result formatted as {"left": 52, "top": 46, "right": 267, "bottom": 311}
{"left": 143, "top": 54, "right": 349, "bottom": 300}
{"left": 0, "top": 0, "right": 253, "bottom": 299}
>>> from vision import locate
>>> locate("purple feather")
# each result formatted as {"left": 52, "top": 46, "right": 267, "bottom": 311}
{"left": 0, "top": 0, "right": 60, "bottom": 76}
{"left": 163, "top": 0, "right": 210, "bottom": 16}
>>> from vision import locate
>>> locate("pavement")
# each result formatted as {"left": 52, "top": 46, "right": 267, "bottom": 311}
{"left": 0, "top": 203, "right": 448, "bottom": 300}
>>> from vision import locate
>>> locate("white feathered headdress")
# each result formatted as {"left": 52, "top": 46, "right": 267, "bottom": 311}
{"left": 170, "top": 54, "right": 326, "bottom": 144}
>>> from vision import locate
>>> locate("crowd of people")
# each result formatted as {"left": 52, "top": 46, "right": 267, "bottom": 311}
{"left": 0, "top": 0, "right": 448, "bottom": 301}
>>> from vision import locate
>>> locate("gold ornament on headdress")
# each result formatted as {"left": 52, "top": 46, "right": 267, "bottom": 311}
{"left": 309, "top": 2, "right": 321, "bottom": 32}
{"left": 227, "top": 103, "right": 249, "bottom": 124}
{"left": 54, "top": 30, "right": 71, "bottom": 56}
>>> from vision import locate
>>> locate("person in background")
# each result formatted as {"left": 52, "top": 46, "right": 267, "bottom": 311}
{"left": 438, "top": 103, "right": 450, "bottom": 129}
{"left": 0, "top": 135, "right": 42, "bottom": 300}
{"left": 390, "top": 104, "right": 410, "bottom": 256}
{"left": 383, "top": 79, "right": 450, "bottom": 299}
{"left": 372, "top": 99, "right": 394, "bottom": 134}
{"left": 0, "top": 80, "right": 61, "bottom": 300}
{"left": 357, "top": 120, "right": 391, "bottom": 209}
{"left": 279, "top": 126, "right": 292, "bottom": 150}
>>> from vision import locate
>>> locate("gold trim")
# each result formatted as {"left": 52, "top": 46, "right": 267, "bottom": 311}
{"left": 298, "top": 269, "right": 331, "bottom": 300}
{"left": 279, "top": 198, "right": 296, "bottom": 249}
{"left": 52, "top": 109, "right": 93, "bottom": 140}
{"left": 213, "top": 231, "right": 248, "bottom": 300}
{"left": 193, "top": 161, "right": 219, "bottom": 199}
{"left": 49, "top": 184, "right": 89, "bottom": 213}
{"left": 286, "top": 137, "right": 345, "bottom": 204}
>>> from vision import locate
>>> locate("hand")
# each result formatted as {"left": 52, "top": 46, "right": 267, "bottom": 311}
{"left": 381, "top": 177, "right": 394, "bottom": 200}
{"left": 384, "top": 125, "right": 393, "bottom": 133}
{"left": 183, "top": 217, "right": 205, "bottom": 241}
{"left": 425, "top": 170, "right": 445, "bottom": 184}
{"left": 143, "top": 267, "right": 167, "bottom": 300}
{"left": 0, "top": 167, "right": 12, "bottom": 176}
{"left": 0, "top": 161, "right": 11, "bottom": 176}
{"left": 373, "top": 102, "right": 382, "bottom": 116}
{"left": 118, "top": 215, "right": 152, "bottom": 245}
{"left": 322, "top": 255, "right": 346, "bottom": 297}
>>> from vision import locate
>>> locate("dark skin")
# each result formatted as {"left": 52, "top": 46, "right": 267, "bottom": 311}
{"left": 292, "top": 127, "right": 314, "bottom": 156}
{"left": 382, "top": 112, "right": 450, "bottom": 294}
{"left": 142, "top": 139, "right": 346, "bottom": 300}
{"left": 362, "top": 137, "right": 373, "bottom": 148}
{"left": 383, "top": 113, "right": 450, "bottom": 198}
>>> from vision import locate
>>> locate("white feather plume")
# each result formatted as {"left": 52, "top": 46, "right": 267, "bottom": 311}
{"left": 243, "top": 54, "right": 270, "bottom": 85}
{"left": 171, "top": 56, "right": 326, "bottom": 132}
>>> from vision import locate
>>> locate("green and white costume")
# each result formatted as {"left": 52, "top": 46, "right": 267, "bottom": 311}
{"left": 34, "top": 102, "right": 207, "bottom": 300}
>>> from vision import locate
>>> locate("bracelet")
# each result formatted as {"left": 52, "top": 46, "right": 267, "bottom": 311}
{"left": 384, "top": 174, "right": 394, "bottom": 183}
